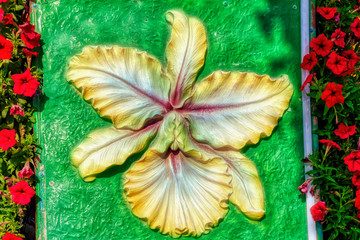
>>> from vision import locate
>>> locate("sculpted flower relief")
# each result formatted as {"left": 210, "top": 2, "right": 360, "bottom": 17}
{"left": 67, "top": 10, "right": 293, "bottom": 237}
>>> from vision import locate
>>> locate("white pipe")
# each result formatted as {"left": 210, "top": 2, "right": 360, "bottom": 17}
{"left": 301, "top": 0, "right": 318, "bottom": 239}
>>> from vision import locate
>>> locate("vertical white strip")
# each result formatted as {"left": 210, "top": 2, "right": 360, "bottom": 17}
{"left": 301, "top": 0, "right": 317, "bottom": 239}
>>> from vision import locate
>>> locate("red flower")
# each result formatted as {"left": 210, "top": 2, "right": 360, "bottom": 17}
{"left": 352, "top": 171, "right": 360, "bottom": 187}
{"left": 3, "top": 14, "right": 13, "bottom": 25}
{"left": 19, "top": 22, "right": 36, "bottom": 39}
{"left": 301, "top": 52, "right": 318, "bottom": 71}
{"left": 317, "top": 7, "right": 337, "bottom": 20}
{"left": 0, "top": 35, "right": 13, "bottom": 60}
{"left": 21, "top": 32, "right": 41, "bottom": 49}
{"left": 2, "top": 233, "right": 23, "bottom": 240}
{"left": 11, "top": 69, "right": 40, "bottom": 97}
{"left": 10, "top": 104, "right": 25, "bottom": 117}
{"left": 300, "top": 73, "right": 316, "bottom": 91}
{"left": 356, "top": 190, "right": 360, "bottom": 209}
{"left": 321, "top": 82, "right": 344, "bottom": 108}
{"left": 0, "top": 129, "right": 16, "bottom": 151}
{"left": 331, "top": 29, "right": 346, "bottom": 48}
{"left": 0, "top": 8, "right": 3, "bottom": 22}
{"left": 298, "top": 182, "right": 308, "bottom": 194}
{"left": 334, "top": 123, "right": 356, "bottom": 139}
{"left": 344, "top": 151, "right": 360, "bottom": 172}
{"left": 341, "top": 50, "right": 360, "bottom": 68}
{"left": 0, "top": 0, "right": 8, "bottom": 2}
{"left": 22, "top": 48, "right": 39, "bottom": 57}
{"left": 351, "top": 18, "right": 360, "bottom": 38}
{"left": 310, "top": 34, "right": 333, "bottom": 57}
{"left": 8, "top": 180, "right": 35, "bottom": 205}
{"left": 310, "top": 201, "right": 327, "bottom": 221}
{"left": 19, "top": 22, "right": 41, "bottom": 49}
{"left": 326, "top": 52, "right": 348, "bottom": 75}
{"left": 319, "top": 139, "right": 341, "bottom": 150}
{"left": 18, "top": 166, "right": 34, "bottom": 178}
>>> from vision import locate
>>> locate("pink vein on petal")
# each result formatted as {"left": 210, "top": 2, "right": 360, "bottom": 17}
{"left": 81, "top": 121, "right": 161, "bottom": 160}
{"left": 180, "top": 86, "right": 289, "bottom": 114}
{"left": 76, "top": 66, "right": 171, "bottom": 109}
{"left": 170, "top": 17, "right": 191, "bottom": 107}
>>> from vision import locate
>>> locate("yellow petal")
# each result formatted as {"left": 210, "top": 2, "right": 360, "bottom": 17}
{"left": 183, "top": 71, "right": 293, "bottom": 149}
{"left": 165, "top": 10, "right": 207, "bottom": 107}
{"left": 123, "top": 150, "right": 232, "bottom": 237}
{"left": 214, "top": 150, "right": 265, "bottom": 219}
{"left": 67, "top": 46, "right": 170, "bottom": 130}
{"left": 72, "top": 125, "right": 158, "bottom": 182}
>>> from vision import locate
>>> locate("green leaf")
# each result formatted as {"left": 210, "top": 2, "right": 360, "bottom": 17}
{"left": 1, "top": 108, "right": 8, "bottom": 119}
{"left": 15, "top": 5, "right": 25, "bottom": 11}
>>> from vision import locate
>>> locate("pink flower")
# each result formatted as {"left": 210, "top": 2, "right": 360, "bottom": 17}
{"left": 333, "top": 13, "right": 340, "bottom": 25}
{"left": 298, "top": 182, "right": 308, "bottom": 194}
{"left": 310, "top": 201, "right": 327, "bottom": 221}
{"left": 18, "top": 165, "right": 34, "bottom": 178}
{"left": 9, "top": 105, "right": 25, "bottom": 117}
{"left": 9, "top": 180, "right": 35, "bottom": 205}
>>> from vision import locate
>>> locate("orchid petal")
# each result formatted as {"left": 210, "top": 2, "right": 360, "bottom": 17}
{"left": 67, "top": 46, "right": 170, "bottom": 130}
{"left": 183, "top": 71, "right": 293, "bottom": 149}
{"left": 165, "top": 10, "right": 207, "bottom": 107}
{"left": 72, "top": 125, "right": 158, "bottom": 182}
{"left": 149, "top": 112, "right": 199, "bottom": 155}
{"left": 123, "top": 150, "right": 231, "bottom": 238}
{"left": 212, "top": 150, "right": 265, "bottom": 219}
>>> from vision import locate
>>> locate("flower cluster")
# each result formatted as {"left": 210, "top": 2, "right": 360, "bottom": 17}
{"left": 0, "top": 0, "right": 41, "bottom": 238}
{"left": 302, "top": 2, "right": 360, "bottom": 238}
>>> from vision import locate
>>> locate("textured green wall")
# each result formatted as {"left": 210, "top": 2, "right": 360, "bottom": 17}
{"left": 34, "top": 0, "right": 306, "bottom": 239}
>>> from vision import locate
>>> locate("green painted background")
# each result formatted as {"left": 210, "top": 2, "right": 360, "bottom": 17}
{"left": 34, "top": 0, "right": 306, "bottom": 239}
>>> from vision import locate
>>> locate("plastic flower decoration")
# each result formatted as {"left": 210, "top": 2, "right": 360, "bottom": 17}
{"left": 67, "top": 10, "right": 293, "bottom": 237}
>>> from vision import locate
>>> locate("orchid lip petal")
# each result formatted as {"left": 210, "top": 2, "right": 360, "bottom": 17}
{"left": 124, "top": 149, "right": 232, "bottom": 238}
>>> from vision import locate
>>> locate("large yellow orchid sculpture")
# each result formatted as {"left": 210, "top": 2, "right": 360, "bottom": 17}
{"left": 67, "top": 10, "right": 293, "bottom": 238}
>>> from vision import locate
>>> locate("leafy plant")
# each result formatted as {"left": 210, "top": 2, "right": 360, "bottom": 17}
{"left": 301, "top": 1, "right": 360, "bottom": 239}
{"left": 0, "top": 0, "right": 42, "bottom": 238}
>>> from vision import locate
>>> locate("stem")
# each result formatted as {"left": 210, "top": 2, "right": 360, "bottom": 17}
{"left": 351, "top": 217, "right": 360, "bottom": 224}
{"left": 350, "top": 8, "right": 360, "bottom": 14}
{"left": 322, "top": 146, "right": 330, "bottom": 164}
{"left": 344, "top": 199, "right": 355, "bottom": 206}
{"left": 334, "top": 107, "right": 338, "bottom": 124}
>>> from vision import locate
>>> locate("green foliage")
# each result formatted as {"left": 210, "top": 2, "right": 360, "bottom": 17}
{"left": 0, "top": 0, "right": 42, "bottom": 238}
{"left": 305, "top": 0, "right": 360, "bottom": 239}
